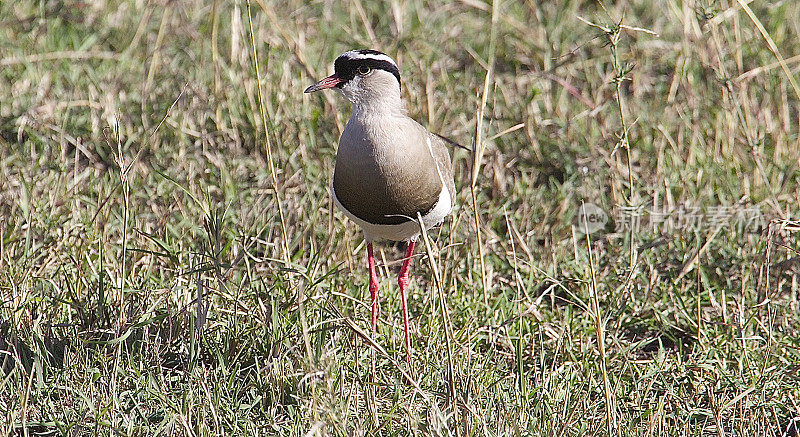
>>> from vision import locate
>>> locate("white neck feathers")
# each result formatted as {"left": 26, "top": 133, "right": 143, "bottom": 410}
{"left": 339, "top": 70, "right": 405, "bottom": 119}
{"left": 350, "top": 88, "right": 404, "bottom": 119}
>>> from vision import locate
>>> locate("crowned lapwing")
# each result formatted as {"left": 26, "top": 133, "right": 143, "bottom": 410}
{"left": 305, "top": 49, "right": 455, "bottom": 363}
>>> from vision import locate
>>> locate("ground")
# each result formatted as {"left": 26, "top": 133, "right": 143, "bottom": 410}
{"left": 1, "top": 0, "right": 799, "bottom": 435}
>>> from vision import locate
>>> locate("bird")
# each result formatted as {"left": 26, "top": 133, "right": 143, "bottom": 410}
{"left": 304, "top": 49, "right": 455, "bottom": 363}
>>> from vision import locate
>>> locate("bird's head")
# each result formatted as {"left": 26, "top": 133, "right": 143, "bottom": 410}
{"left": 305, "top": 49, "right": 403, "bottom": 113}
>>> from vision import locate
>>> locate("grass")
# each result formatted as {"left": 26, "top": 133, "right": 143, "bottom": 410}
{"left": 1, "top": 0, "right": 800, "bottom": 435}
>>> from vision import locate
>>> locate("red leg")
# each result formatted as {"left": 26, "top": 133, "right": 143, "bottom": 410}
{"left": 367, "top": 242, "right": 379, "bottom": 367}
{"left": 398, "top": 240, "right": 416, "bottom": 360}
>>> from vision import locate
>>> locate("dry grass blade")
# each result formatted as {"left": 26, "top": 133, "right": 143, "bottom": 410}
{"left": 676, "top": 226, "right": 723, "bottom": 281}
{"left": 245, "top": 1, "right": 313, "bottom": 366}
{"left": 417, "top": 212, "right": 456, "bottom": 416}
{"left": 736, "top": 0, "right": 800, "bottom": 103}
{"left": 582, "top": 205, "right": 616, "bottom": 436}
{"left": 469, "top": 0, "right": 500, "bottom": 308}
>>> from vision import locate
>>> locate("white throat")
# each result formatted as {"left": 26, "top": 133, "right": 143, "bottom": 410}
{"left": 339, "top": 73, "right": 405, "bottom": 119}
{"left": 350, "top": 92, "right": 404, "bottom": 120}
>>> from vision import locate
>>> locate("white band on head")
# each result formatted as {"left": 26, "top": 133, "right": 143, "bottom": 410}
{"left": 341, "top": 50, "right": 397, "bottom": 68}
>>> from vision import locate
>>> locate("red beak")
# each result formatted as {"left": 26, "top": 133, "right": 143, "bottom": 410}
{"left": 304, "top": 74, "right": 343, "bottom": 93}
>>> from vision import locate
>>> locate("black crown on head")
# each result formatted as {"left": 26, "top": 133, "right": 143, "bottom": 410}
{"left": 333, "top": 49, "right": 401, "bottom": 89}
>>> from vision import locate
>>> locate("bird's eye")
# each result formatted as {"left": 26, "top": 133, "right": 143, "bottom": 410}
{"left": 357, "top": 66, "right": 371, "bottom": 75}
